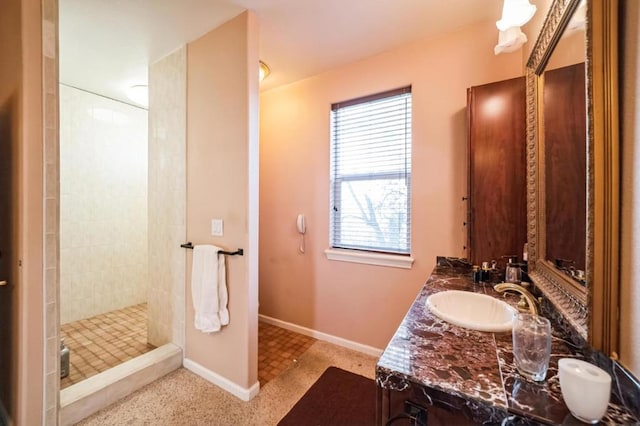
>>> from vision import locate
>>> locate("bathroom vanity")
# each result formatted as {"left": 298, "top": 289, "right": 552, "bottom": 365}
{"left": 375, "top": 258, "right": 640, "bottom": 425}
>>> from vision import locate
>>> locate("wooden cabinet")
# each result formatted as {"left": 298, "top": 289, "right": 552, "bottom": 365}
{"left": 380, "top": 385, "right": 478, "bottom": 425}
{"left": 467, "top": 77, "right": 527, "bottom": 266}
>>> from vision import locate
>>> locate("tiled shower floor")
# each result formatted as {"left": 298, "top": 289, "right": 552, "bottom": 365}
{"left": 60, "top": 304, "right": 316, "bottom": 389}
{"left": 60, "top": 303, "right": 154, "bottom": 389}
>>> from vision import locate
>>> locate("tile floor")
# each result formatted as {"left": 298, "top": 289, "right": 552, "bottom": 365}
{"left": 258, "top": 322, "right": 316, "bottom": 385}
{"left": 61, "top": 305, "right": 316, "bottom": 390}
{"left": 60, "top": 303, "right": 155, "bottom": 389}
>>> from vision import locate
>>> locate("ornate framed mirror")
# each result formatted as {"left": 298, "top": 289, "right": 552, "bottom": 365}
{"left": 526, "top": 0, "right": 619, "bottom": 355}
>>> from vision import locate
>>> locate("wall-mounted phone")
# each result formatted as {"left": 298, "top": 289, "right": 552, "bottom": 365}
{"left": 296, "top": 214, "right": 306, "bottom": 234}
{"left": 297, "top": 214, "right": 306, "bottom": 253}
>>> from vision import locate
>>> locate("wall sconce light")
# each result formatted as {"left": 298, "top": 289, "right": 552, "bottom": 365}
{"left": 496, "top": 0, "right": 537, "bottom": 31}
{"left": 494, "top": 26, "right": 528, "bottom": 55}
{"left": 126, "top": 84, "right": 148, "bottom": 107}
{"left": 259, "top": 61, "right": 271, "bottom": 82}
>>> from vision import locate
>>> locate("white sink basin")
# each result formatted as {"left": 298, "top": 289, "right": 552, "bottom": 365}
{"left": 425, "top": 290, "right": 517, "bottom": 332}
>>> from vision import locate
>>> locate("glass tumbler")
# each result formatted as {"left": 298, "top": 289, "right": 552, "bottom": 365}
{"left": 512, "top": 313, "right": 552, "bottom": 381}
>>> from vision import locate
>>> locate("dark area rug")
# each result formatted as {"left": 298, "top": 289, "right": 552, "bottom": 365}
{"left": 277, "top": 366, "right": 376, "bottom": 426}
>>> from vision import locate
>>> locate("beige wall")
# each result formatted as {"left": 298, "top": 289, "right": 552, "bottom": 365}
{"left": 523, "top": 0, "right": 554, "bottom": 65}
{"left": 523, "top": 0, "right": 583, "bottom": 70}
{"left": 620, "top": 0, "right": 640, "bottom": 378}
{"left": 148, "top": 46, "right": 187, "bottom": 348}
{"left": 185, "top": 11, "right": 259, "bottom": 390}
{"left": 0, "top": 0, "right": 25, "bottom": 422}
{"left": 546, "top": 30, "right": 585, "bottom": 70}
{"left": 18, "top": 0, "right": 46, "bottom": 423}
{"left": 259, "top": 20, "right": 523, "bottom": 350}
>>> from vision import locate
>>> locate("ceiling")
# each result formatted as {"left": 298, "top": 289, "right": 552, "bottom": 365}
{"left": 59, "top": 0, "right": 505, "bottom": 107}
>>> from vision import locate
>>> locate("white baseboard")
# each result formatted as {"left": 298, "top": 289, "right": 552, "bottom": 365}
{"left": 183, "top": 358, "right": 260, "bottom": 402}
{"left": 258, "top": 314, "right": 383, "bottom": 358}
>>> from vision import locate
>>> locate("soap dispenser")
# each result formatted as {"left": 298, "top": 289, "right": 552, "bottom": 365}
{"left": 504, "top": 256, "right": 522, "bottom": 283}
{"left": 60, "top": 338, "right": 70, "bottom": 378}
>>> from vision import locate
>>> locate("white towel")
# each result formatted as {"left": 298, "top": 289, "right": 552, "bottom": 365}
{"left": 191, "top": 245, "right": 229, "bottom": 333}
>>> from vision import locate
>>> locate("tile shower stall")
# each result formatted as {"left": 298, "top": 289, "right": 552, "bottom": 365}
{"left": 59, "top": 84, "right": 151, "bottom": 388}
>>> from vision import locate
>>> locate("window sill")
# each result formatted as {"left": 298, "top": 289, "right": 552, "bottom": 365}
{"left": 324, "top": 248, "right": 414, "bottom": 269}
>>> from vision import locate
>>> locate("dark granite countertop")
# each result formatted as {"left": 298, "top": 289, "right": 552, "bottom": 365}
{"left": 376, "top": 257, "right": 640, "bottom": 425}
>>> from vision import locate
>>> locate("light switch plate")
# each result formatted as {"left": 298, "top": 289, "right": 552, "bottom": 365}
{"left": 211, "top": 219, "right": 223, "bottom": 236}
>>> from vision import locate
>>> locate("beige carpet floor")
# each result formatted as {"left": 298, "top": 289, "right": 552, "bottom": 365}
{"left": 77, "top": 341, "right": 377, "bottom": 425}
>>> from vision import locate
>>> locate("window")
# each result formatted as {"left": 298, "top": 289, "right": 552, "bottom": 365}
{"left": 329, "top": 86, "right": 412, "bottom": 255}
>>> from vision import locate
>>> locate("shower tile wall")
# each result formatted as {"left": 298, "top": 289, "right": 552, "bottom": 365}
{"left": 43, "top": 0, "right": 60, "bottom": 421}
{"left": 59, "top": 85, "right": 149, "bottom": 324}
{"left": 148, "top": 46, "right": 187, "bottom": 348}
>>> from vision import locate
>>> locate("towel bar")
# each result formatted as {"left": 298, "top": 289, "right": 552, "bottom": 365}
{"left": 180, "top": 242, "right": 243, "bottom": 256}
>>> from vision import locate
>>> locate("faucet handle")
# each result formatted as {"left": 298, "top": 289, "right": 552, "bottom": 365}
{"left": 517, "top": 295, "right": 537, "bottom": 311}
{"left": 493, "top": 283, "right": 539, "bottom": 315}
{"left": 515, "top": 293, "right": 543, "bottom": 313}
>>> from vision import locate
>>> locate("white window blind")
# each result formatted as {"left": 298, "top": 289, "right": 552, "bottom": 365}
{"left": 330, "top": 86, "right": 412, "bottom": 254}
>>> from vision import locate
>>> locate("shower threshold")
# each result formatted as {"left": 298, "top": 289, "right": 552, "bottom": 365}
{"left": 60, "top": 343, "right": 182, "bottom": 425}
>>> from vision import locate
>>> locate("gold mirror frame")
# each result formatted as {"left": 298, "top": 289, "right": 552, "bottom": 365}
{"left": 526, "top": 0, "right": 619, "bottom": 355}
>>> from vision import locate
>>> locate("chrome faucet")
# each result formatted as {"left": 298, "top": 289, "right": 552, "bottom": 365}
{"left": 493, "top": 283, "right": 540, "bottom": 315}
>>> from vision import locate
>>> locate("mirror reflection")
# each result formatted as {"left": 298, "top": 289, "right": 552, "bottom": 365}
{"left": 541, "top": 2, "right": 587, "bottom": 286}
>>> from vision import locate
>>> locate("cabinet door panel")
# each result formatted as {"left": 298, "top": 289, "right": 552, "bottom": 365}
{"left": 468, "top": 77, "right": 527, "bottom": 266}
